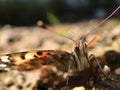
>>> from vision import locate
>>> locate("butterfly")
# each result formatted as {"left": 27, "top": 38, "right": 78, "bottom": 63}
{"left": 0, "top": 5, "right": 119, "bottom": 90}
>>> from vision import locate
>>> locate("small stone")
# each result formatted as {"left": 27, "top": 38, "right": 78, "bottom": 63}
{"left": 115, "top": 68, "right": 120, "bottom": 75}
{"left": 4, "top": 77, "right": 12, "bottom": 85}
{"left": 72, "top": 86, "right": 85, "bottom": 90}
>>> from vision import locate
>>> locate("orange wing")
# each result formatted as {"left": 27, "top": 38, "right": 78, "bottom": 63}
{"left": 0, "top": 50, "right": 73, "bottom": 71}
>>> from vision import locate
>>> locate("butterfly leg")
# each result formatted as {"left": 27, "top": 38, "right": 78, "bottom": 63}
{"left": 89, "top": 54, "right": 118, "bottom": 84}
{"left": 63, "top": 60, "right": 73, "bottom": 90}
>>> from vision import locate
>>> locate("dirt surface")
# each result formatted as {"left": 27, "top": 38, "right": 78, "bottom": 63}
{"left": 0, "top": 19, "right": 120, "bottom": 90}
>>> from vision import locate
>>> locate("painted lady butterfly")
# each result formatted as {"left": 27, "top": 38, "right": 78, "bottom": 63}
{"left": 0, "top": 6, "right": 120, "bottom": 90}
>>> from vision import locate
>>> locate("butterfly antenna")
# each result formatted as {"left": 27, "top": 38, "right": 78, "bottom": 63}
{"left": 37, "top": 21, "right": 78, "bottom": 45}
{"left": 83, "top": 5, "right": 120, "bottom": 41}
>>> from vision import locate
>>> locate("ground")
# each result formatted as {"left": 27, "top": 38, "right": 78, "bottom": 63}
{"left": 0, "top": 19, "right": 120, "bottom": 90}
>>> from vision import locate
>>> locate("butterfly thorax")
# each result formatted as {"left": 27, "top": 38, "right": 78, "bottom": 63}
{"left": 70, "top": 38, "right": 90, "bottom": 72}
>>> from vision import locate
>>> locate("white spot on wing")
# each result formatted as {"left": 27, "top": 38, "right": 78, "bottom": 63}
{"left": 0, "top": 64, "right": 7, "bottom": 67}
{"left": 1, "top": 56, "right": 10, "bottom": 63}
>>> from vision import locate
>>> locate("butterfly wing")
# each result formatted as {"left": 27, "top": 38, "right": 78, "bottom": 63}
{"left": 0, "top": 50, "right": 74, "bottom": 72}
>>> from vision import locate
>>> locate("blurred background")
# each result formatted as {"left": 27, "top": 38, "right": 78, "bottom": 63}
{"left": 0, "top": 0, "right": 119, "bottom": 26}
{"left": 0, "top": 0, "right": 119, "bottom": 54}
{"left": 0, "top": 1, "right": 120, "bottom": 90}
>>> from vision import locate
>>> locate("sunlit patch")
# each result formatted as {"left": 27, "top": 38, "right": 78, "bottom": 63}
{"left": 1, "top": 56, "right": 10, "bottom": 63}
